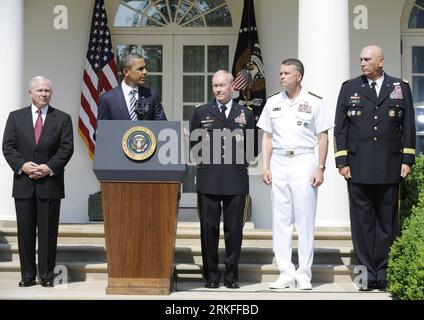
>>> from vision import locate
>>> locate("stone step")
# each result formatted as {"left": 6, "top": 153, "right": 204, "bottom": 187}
{"left": 0, "top": 260, "right": 356, "bottom": 284}
{"left": 0, "top": 242, "right": 355, "bottom": 265}
{"left": 0, "top": 223, "right": 352, "bottom": 244}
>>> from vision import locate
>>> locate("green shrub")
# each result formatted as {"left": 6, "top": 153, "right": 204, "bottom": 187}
{"left": 388, "top": 192, "right": 424, "bottom": 300}
{"left": 399, "top": 155, "right": 424, "bottom": 228}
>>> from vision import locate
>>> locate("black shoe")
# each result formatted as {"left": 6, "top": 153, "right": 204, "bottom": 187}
{"left": 40, "top": 279, "right": 54, "bottom": 287}
{"left": 204, "top": 281, "right": 219, "bottom": 289}
{"left": 376, "top": 280, "right": 387, "bottom": 291}
{"left": 358, "top": 280, "right": 377, "bottom": 291}
{"left": 18, "top": 279, "right": 37, "bottom": 287}
{"left": 224, "top": 281, "right": 240, "bottom": 289}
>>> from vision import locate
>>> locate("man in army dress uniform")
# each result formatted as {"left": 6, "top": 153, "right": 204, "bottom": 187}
{"left": 334, "top": 45, "right": 416, "bottom": 291}
{"left": 190, "top": 70, "right": 255, "bottom": 289}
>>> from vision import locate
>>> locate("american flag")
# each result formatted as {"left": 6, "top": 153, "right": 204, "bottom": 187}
{"left": 234, "top": 69, "right": 252, "bottom": 91}
{"left": 78, "top": 0, "right": 118, "bottom": 158}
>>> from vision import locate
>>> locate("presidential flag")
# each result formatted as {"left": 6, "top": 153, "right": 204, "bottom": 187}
{"left": 231, "top": 0, "right": 266, "bottom": 155}
{"left": 78, "top": 0, "right": 118, "bottom": 158}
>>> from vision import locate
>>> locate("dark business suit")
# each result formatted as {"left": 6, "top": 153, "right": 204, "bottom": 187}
{"left": 190, "top": 101, "right": 254, "bottom": 285}
{"left": 334, "top": 74, "right": 416, "bottom": 283}
{"left": 2, "top": 106, "right": 74, "bottom": 283}
{"left": 97, "top": 85, "right": 167, "bottom": 121}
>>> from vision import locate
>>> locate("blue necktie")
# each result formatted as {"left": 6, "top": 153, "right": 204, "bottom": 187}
{"left": 129, "top": 89, "right": 138, "bottom": 121}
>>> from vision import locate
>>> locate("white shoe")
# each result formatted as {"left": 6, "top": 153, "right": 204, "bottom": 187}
{"left": 269, "top": 275, "right": 295, "bottom": 289}
{"left": 297, "top": 280, "right": 312, "bottom": 290}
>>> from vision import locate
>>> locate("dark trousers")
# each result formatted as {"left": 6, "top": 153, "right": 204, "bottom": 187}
{"left": 198, "top": 193, "right": 246, "bottom": 284}
{"left": 347, "top": 182, "right": 399, "bottom": 281}
{"left": 15, "top": 196, "right": 61, "bottom": 282}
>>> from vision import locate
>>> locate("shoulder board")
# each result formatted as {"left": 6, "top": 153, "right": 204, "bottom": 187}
{"left": 267, "top": 91, "right": 281, "bottom": 98}
{"left": 308, "top": 91, "right": 322, "bottom": 100}
{"left": 402, "top": 79, "right": 409, "bottom": 84}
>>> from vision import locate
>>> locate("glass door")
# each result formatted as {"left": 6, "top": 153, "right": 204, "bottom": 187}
{"left": 173, "top": 34, "right": 237, "bottom": 206}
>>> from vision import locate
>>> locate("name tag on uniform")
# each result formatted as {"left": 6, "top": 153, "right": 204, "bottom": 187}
{"left": 298, "top": 103, "right": 312, "bottom": 113}
{"left": 272, "top": 107, "right": 281, "bottom": 111}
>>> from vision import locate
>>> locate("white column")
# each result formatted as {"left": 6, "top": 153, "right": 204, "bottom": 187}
{"left": 0, "top": 0, "right": 23, "bottom": 220}
{"left": 298, "top": 0, "right": 350, "bottom": 226}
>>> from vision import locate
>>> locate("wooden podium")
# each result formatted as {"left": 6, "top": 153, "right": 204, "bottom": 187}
{"left": 93, "top": 121, "right": 186, "bottom": 295}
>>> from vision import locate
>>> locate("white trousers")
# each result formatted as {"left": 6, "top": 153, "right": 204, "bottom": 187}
{"left": 270, "top": 152, "right": 317, "bottom": 282}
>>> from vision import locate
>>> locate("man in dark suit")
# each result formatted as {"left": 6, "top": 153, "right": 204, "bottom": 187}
{"left": 334, "top": 45, "right": 416, "bottom": 291}
{"left": 98, "top": 53, "right": 167, "bottom": 121}
{"left": 190, "top": 70, "right": 255, "bottom": 289}
{"left": 2, "top": 76, "right": 74, "bottom": 287}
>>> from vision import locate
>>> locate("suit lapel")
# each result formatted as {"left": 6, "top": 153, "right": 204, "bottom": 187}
{"left": 23, "top": 107, "right": 36, "bottom": 146}
{"left": 376, "top": 74, "right": 393, "bottom": 106}
{"left": 357, "top": 76, "right": 376, "bottom": 103}
{"left": 209, "top": 101, "right": 226, "bottom": 123}
{"left": 117, "top": 85, "right": 131, "bottom": 120}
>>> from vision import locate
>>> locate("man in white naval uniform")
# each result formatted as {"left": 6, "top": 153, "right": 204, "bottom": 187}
{"left": 257, "top": 59, "right": 333, "bottom": 290}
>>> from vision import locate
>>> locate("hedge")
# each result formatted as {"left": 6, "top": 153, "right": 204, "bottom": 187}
{"left": 387, "top": 191, "right": 424, "bottom": 300}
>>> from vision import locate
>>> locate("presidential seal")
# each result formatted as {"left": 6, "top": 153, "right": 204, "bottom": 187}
{"left": 122, "top": 126, "right": 156, "bottom": 161}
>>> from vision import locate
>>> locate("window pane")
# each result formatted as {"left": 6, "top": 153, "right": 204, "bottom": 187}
{"left": 197, "top": 0, "right": 225, "bottom": 12}
{"left": 142, "top": 46, "right": 163, "bottom": 72}
{"left": 169, "top": 0, "right": 179, "bottom": 21}
{"left": 183, "top": 76, "right": 204, "bottom": 102}
{"left": 145, "top": 6, "right": 167, "bottom": 25}
{"left": 122, "top": 0, "right": 149, "bottom": 11}
{"left": 208, "top": 46, "right": 229, "bottom": 72}
{"left": 409, "top": 6, "right": 424, "bottom": 28}
{"left": 183, "top": 18, "right": 205, "bottom": 27}
{"left": 413, "top": 76, "right": 424, "bottom": 103}
{"left": 145, "top": 75, "right": 162, "bottom": 101}
{"left": 180, "top": 7, "right": 202, "bottom": 25}
{"left": 114, "top": 5, "right": 141, "bottom": 26}
{"left": 184, "top": 46, "right": 205, "bottom": 72}
{"left": 205, "top": 5, "right": 232, "bottom": 27}
{"left": 156, "top": 0, "right": 172, "bottom": 23}
{"left": 183, "top": 105, "right": 196, "bottom": 121}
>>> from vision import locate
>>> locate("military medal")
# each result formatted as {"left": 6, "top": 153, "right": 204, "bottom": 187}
{"left": 389, "top": 110, "right": 395, "bottom": 117}
{"left": 357, "top": 111, "right": 362, "bottom": 116}
{"left": 399, "top": 110, "right": 403, "bottom": 118}
{"left": 389, "top": 84, "right": 403, "bottom": 99}
{"left": 347, "top": 110, "right": 352, "bottom": 117}
{"left": 297, "top": 121, "right": 302, "bottom": 126}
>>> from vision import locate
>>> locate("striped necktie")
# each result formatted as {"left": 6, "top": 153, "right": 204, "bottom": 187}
{"left": 129, "top": 89, "right": 138, "bottom": 121}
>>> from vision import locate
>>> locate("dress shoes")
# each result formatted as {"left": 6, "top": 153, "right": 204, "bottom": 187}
{"left": 358, "top": 280, "right": 377, "bottom": 291}
{"left": 18, "top": 279, "right": 37, "bottom": 287}
{"left": 224, "top": 281, "right": 240, "bottom": 289}
{"left": 297, "top": 280, "right": 312, "bottom": 290}
{"left": 204, "top": 281, "right": 219, "bottom": 289}
{"left": 376, "top": 279, "right": 387, "bottom": 291}
{"left": 40, "top": 279, "right": 54, "bottom": 287}
{"left": 269, "top": 274, "right": 295, "bottom": 289}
